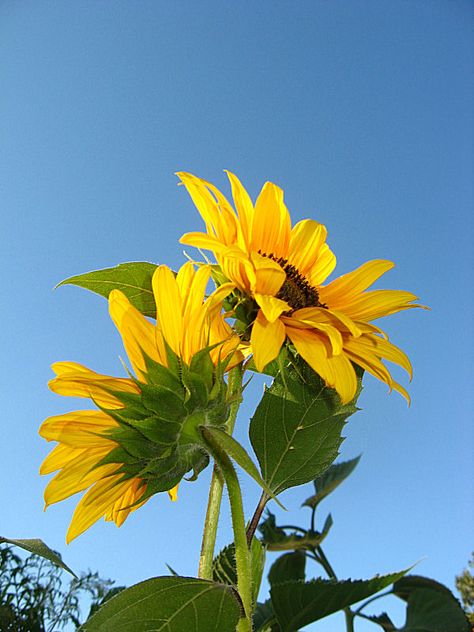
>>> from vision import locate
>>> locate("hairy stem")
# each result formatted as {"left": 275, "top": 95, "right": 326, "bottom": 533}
{"left": 198, "top": 364, "right": 243, "bottom": 579}
{"left": 201, "top": 427, "right": 253, "bottom": 632}
{"left": 246, "top": 491, "right": 269, "bottom": 547}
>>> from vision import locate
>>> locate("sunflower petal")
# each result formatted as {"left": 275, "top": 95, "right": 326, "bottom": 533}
{"left": 251, "top": 311, "right": 286, "bottom": 371}
{"left": 252, "top": 182, "right": 291, "bottom": 257}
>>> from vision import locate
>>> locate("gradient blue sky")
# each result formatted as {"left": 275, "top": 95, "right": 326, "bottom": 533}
{"left": 1, "top": 2, "right": 473, "bottom": 630}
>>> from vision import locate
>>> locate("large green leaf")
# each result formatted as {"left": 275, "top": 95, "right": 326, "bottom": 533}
{"left": 302, "top": 455, "right": 361, "bottom": 509}
{"left": 0, "top": 536, "right": 76, "bottom": 577}
{"left": 270, "top": 569, "right": 409, "bottom": 632}
{"left": 82, "top": 576, "right": 241, "bottom": 632}
{"left": 268, "top": 551, "right": 306, "bottom": 587}
{"left": 249, "top": 359, "right": 360, "bottom": 495}
{"left": 57, "top": 261, "right": 158, "bottom": 317}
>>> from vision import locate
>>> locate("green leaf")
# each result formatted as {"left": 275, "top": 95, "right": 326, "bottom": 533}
{"left": 392, "top": 576, "right": 470, "bottom": 632}
{"left": 259, "top": 511, "right": 332, "bottom": 552}
{"left": 393, "top": 575, "right": 458, "bottom": 602}
{"left": 250, "top": 358, "right": 360, "bottom": 495}
{"left": 0, "top": 536, "right": 76, "bottom": 577}
{"left": 303, "top": 455, "right": 361, "bottom": 509}
{"left": 199, "top": 426, "right": 284, "bottom": 508}
{"left": 57, "top": 261, "right": 158, "bottom": 317}
{"left": 82, "top": 576, "right": 241, "bottom": 632}
{"left": 253, "top": 600, "right": 280, "bottom": 632}
{"left": 400, "top": 587, "right": 470, "bottom": 632}
{"left": 270, "top": 569, "right": 409, "bottom": 632}
{"left": 268, "top": 551, "right": 306, "bottom": 587}
{"left": 212, "top": 538, "right": 266, "bottom": 608}
{"left": 366, "top": 612, "right": 397, "bottom": 631}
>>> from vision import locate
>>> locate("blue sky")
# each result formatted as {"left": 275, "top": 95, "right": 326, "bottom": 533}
{"left": 1, "top": 2, "right": 472, "bottom": 629}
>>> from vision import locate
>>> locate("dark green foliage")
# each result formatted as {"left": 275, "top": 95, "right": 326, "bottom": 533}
{"left": 0, "top": 545, "right": 118, "bottom": 631}
{"left": 250, "top": 357, "right": 360, "bottom": 496}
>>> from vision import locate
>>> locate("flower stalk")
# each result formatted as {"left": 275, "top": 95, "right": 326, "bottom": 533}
{"left": 198, "top": 364, "right": 244, "bottom": 579}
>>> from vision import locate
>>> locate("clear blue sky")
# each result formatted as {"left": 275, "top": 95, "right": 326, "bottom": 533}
{"left": 1, "top": 2, "right": 472, "bottom": 630}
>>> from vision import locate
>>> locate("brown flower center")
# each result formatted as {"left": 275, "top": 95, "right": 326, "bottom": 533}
{"left": 260, "top": 253, "right": 327, "bottom": 312}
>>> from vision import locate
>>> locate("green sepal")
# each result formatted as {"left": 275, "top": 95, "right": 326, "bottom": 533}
{"left": 142, "top": 352, "right": 183, "bottom": 391}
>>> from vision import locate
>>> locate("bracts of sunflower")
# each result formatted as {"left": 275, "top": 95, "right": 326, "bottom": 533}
{"left": 39, "top": 262, "right": 243, "bottom": 543}
{"left": 178, "top": 171, "right": 427, "bottom": 405}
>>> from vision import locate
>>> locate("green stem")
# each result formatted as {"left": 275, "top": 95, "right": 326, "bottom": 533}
{"left": 246, "top": 491, "right": 269, "bottom": 547}
{"left": 315, "top": 545, "right": 355, "bottom": 632}
{"left": 198, "top": 364, "right": 244, "bottom": 579}
{"left": 202, "top": 427, "right": 253, "bottom": 632}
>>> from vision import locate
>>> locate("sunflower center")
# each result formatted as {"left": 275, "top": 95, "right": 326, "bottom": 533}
{"left": 260, "top": 253, "right": 327, "bottom": 311}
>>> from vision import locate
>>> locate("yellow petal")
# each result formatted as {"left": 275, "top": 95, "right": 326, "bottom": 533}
{"left": 180, "top": 231, "right": 227, "bottom": 254}
{"left": 153, "top": 265, "right": 184, "bottom": 357}
{"left": 288, "top": 220, "right": 331, "bottom": 278}
{"left": 39, "top": 410, "right": 117, "bottom": 446}
{"left": 307, "top": 243, "right": 337, "bottom": 286}
{"left": 66, "top": 475, "right": 131, "bottom": 543}
{"left": 225, "top": 170, "right": 254, "bottom": 251}
{"left": 250, "top": 311, "right": 286, "bottom": 371}
{"left": 252, "top": 182, "right": 291, "bottom": 258}
{"left": 109, "top": 289, "right": 164, "bottom": 379}
{"left": 319, "top": 260, "right": 394, "bottom": 306}
{"left": 49, "top": 363, "right": 139, "bottom": 409}
{"left": 250, "top": 251, "right": 286, "bottom": 295}
{"left": 44, "top": 459, "right": 118, "bottom": 506}
{"left": 168, "top": 484, "right": 179, "bottom": 501}
{"left": 254, "top": 293, "right": 290, "bottom": 323}
{"left": 340, "top": 289, "right": 421, "bottom": 321}
{"left": 40, "top": 444, "right": 86, "bottom": 475}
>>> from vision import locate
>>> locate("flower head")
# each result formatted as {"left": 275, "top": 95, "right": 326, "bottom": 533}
{"left": 179, "top": 171, "right": 426, "bottom": 404}
{"left": 40, "top": 262, "right": 242, "bottom": 542}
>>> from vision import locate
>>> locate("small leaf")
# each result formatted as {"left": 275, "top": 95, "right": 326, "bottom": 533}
{"left": 303, "top": 455, "right": 361, "bottom": 509}
{"left": 400, "top": 587, "right": 470, "bottom": 632}
{"left": 199, "top": 426, "right": 284, "bottom": 508}
{"left": 268, "top": 551, "right": 306, "bottom": 587}
{"left": 0, "top": 536, "right": 76, "bottom": 577}
{"left": 250, "top": 358, "right": 360, "bottom": 496}
{"left": 366, "top": 612, "right": 397, "bottom": 631}
{"left": 270, "top": 569, "right": 409, "bottom": 631}
{"left": 58, "top": 261, "right": 158, "bottom": 317}
{"left": 82, "top": 576, "right": 241, "bottom": 631}
{"left": 259, "top": 512, "right": 331, "bottom": 552}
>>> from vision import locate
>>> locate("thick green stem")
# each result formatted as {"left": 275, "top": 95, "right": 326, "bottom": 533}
{"left": 198, "top": 365, "right": 244, "bottom": 579}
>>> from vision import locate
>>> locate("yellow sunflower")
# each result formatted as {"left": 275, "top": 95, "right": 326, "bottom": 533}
{"left": 40, "top": 262, "right": 242, "bottom": 542}
{"left": 178, "top": 171, "right": 426, "bottom": 404}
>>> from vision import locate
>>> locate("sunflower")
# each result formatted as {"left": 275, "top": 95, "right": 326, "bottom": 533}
{"left": 178, "top": 171, "right": 425, "bottom": 404}
{"left": 40, "top": 262, "right": 242, "bottom": 542}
